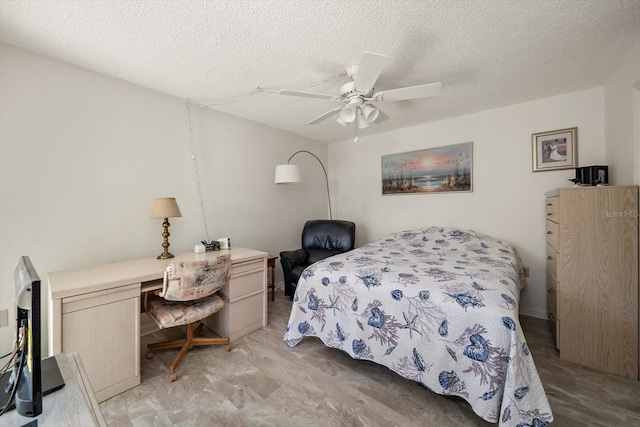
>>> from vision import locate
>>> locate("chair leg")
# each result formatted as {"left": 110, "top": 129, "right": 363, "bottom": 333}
{"left": 194, "top": 323, "right": 205, "bottom": 337}
{"left": 169, "top": 339, "right": 191, "bottom": 381}
{"left": 147, "top": 322, "right": 232, "bottom": 381}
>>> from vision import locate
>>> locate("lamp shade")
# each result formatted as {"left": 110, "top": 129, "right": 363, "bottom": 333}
{"left": 356, "top": 113, "right": 371, "bottom": 129}
{"left": 361, "top": 104, "right": 379, "bottom": 123}
{"left": 274, "top": 164, "right": 302, "bottom": 184}
{"left": 150, "top": 197, "right": 182, "bottom": 219}
{"left": 340, "top": 105, "right": 357, "bottom": 123}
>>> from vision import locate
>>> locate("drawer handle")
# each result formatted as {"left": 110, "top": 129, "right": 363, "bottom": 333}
{"left": 547, "top": 314, "right": 554, "bottom": 320}
{"left": 546, "top": 213, "right": 553, "bottom": 216}
{"left": 547, "top": 203, "right": 552, "bottom": 207}
{"left": 546, "top": 231, "right": 552, "bottom": 235}
{"left": 547, "top": 256, "right": 553, "bottom": 260}
{"left": 547, "top": 288, "right": 553, "bottom": 293}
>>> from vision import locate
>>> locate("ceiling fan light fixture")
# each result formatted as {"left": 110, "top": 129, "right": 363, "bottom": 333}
{"left": 361, "top": 104, "right": 379, "bottom": 123}
{"left": 340, "top": 105, "right": 357, "bottom": 123}
{"left": 356, "top": 113, "right": 371, "bottom": 129}
{"left": 279, "top": 52, "right": 441, "bottom": 134}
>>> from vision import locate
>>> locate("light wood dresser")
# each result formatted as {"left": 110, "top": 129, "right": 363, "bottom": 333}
{"left": 48, "top": 248, "right": 267, "bottom": 402}
{"left": 545, "top": 185, "right": 639, "bottom": 379}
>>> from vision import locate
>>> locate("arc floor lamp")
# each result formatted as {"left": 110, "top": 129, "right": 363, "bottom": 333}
{"left": 274, "top": 150, "right": 333, "bottom": 220}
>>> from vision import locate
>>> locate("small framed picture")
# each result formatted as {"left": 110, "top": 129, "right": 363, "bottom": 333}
{"left": 532, "top": 127, "right": 577, "bottom": 172}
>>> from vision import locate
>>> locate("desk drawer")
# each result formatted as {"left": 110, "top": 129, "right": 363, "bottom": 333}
{"left": 63, "top": 283, "right": 140, "bottom": 314}
{"left": 231, "top": 259, "right": 264, "bottom": 276}
{"left": 227, "top": 292, "right": 264, "bottom": 337}
{"left": 546, "top": 220, "right": 559, "bottom": 252}
{"left": 228, "top": 269, "right": 264, "bottom": 300}
{"left": 206, "top": 291, "right": 265, "bottom": 341}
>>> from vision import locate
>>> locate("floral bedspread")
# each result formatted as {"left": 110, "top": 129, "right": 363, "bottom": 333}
{"left": 284, "top": 227, "right": 552, "bottom": 427}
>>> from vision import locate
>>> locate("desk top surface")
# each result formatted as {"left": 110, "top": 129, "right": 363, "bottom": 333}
{"left": 48, "top": 247, "right": 267, "bottom": 300}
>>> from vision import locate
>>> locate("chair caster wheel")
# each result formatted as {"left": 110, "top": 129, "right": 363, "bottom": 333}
{"left": 147, "top": 351, "right": 154, "bottom": 359}
{"left": 225, "top": 344, "right": 232, "bottom": 352}
{"left": 170, "top": 372, "right": 177, "bottom": 382}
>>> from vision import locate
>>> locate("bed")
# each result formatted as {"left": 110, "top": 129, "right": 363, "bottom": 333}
{"left": 283, "top": 226, "right": 552, "bottom": 427}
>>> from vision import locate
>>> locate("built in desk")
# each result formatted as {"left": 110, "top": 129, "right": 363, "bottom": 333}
{"left": 47, "top": 248, "right": 267, "bottom": 402}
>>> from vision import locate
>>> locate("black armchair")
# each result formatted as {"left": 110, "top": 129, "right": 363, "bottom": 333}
{"left": 280, "top": 220, "right": 356, "bottom": 297}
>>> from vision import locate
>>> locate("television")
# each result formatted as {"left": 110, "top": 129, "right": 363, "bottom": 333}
{"left": 0, "top": 256, "right": 42, "bottom": 417}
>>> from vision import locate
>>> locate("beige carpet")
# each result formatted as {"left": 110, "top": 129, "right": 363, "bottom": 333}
{"left": 100, "top": 294, "right": 640, "bottom": 426}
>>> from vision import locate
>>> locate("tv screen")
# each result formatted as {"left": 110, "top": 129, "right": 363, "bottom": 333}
{"left": 0, "top": 256, "right": 42, "bottom": 417}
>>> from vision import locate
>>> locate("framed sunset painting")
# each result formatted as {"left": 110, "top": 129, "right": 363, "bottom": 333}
{"left": 382, "top": 142, "right": 473, "bottom": 195}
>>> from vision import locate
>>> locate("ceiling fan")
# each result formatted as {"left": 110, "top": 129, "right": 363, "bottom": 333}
{"left": 279, "top": 51, "right": 441, "bottom": 137}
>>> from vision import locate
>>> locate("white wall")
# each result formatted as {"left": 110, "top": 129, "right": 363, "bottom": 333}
{"left": 0, "top": 43, "right": 328, "bottom": 355}
{"left": 185, "top": 103, "right": 331, "bottom": 252}
{"left": 604, "top": 37, "right": 640, "bottom": 185}
{"left": 329, "top": 88, "right": 606, "bottom": 318}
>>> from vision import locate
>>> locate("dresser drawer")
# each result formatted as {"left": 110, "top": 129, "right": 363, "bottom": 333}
{"left": 546, "top": 267, "right": 557, "bottom": 317}
{"left": 545, "top": 197, "right": 558, "bottom": 223}
{"left": 545, "top": 220, "right": 559, "bottom": 251}
{"left": 546, "top": 268, "right": 559, "bottom": 349}
{"left": 545, "top": 243, "right": 557, "bottom": 279}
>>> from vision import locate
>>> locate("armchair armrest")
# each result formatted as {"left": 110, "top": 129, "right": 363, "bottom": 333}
{"left": 280, "top": 249, "right": 309, "bottom": 267}
{"left": 280, "top": 249, "right": 309, "bottom": 297}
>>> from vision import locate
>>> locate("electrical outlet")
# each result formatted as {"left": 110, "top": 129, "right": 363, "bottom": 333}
{"left": 0, "top": 309, "right": 8, "bottom": 328}
{"left": 523, "top": 267, "right": 530, "bottom": 278}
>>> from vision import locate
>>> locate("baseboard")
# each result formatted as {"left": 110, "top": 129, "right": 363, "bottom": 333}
{"left": 519, "top": 306, "right": 547, "bottom": 320}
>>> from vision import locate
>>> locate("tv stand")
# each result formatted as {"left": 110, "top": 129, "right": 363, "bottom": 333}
{"left": 1, "top": 353, "right": 106, "bottom": 426}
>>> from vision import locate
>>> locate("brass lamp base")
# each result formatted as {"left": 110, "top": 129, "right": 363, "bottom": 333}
{"left": 157, "top": 218, "right": 175, "bottom": 260}
{"left": 157, "top": 252, "right": 175, "bottom": 260}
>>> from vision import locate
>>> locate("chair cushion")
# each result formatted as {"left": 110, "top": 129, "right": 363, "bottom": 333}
{"left": 147, "top": 293, "right": 224, "bottom": 328}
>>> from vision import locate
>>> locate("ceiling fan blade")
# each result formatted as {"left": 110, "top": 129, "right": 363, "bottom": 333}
{"left": 306, "top": 106, "right": 342, "bottom": 125}
{"left": 353, "top": 52, "right": 387, "bottom": 92}
{"left": 374, "top": 82, "right": 441, "bottom": 102}
{"left": 279, "top": 89, "right": 337, "bottom": 100}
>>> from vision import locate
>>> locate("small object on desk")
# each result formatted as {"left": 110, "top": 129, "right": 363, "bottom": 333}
{"left": 194, "top": 244, "right": 206, "bottom": 253}
{"left": 267, "top": 255, "right": 277, "bottom": 301}
{"left": 200, "top": 240, "right": 221, "bottom": 251}
{"left": 217, "top": 237, "right": 231, "bottom": 249}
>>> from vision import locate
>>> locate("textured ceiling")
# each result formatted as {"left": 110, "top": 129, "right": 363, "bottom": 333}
{"left": 1, "top": 1, "right": 639, "bottom": 143}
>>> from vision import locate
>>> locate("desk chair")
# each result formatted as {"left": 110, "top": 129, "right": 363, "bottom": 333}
{"left": 145, "top": 254, "right": 232, "bottom": 381}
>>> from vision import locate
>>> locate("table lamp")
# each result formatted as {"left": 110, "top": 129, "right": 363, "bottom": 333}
{"left": 150, "top": 197, "right": 182, "bottom": 259}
